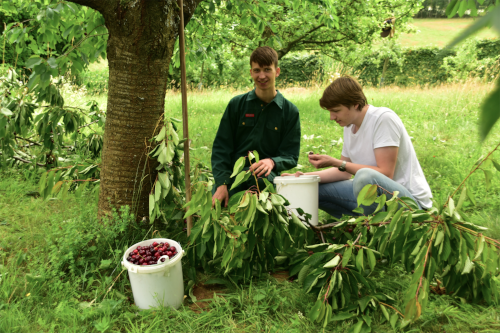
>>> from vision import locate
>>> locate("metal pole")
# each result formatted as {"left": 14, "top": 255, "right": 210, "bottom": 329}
{"left": 178, "top": 0, "right": 193, "bottom": 236}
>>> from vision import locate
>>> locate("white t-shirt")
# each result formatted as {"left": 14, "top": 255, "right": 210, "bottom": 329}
{"left": 341, "top": 105, "right": 432, "bottom": 208}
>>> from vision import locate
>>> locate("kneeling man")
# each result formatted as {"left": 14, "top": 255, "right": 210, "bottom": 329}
{"left": 211, "top": 46, "right": 301, "bottom": 206}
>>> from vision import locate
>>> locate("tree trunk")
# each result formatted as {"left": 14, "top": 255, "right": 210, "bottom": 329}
{"left": 99, "top": 41, "right": 169, "bottom": 220}
{"left": 70, "top": 0, "right": 200, "bottom": 220}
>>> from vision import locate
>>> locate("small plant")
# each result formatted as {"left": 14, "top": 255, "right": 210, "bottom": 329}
{"left": 147, "top": 116, "right": 187, "bottom": 222}
{"left": 184, "top": 151, "right": 311, "bottom": 283}
{"left": 295, "top": 142, "right": 500, "bottom": 330}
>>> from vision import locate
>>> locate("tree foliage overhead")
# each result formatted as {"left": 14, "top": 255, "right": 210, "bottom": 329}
{"left": 174, "top": 0, "right": 423, "bottom": 71}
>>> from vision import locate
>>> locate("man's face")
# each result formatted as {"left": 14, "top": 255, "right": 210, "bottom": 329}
{"left": 328, "top": 105, "right": 359, "bottom": 127}
{"left": 250, "top": 62, "right": 280, "bottom": 91}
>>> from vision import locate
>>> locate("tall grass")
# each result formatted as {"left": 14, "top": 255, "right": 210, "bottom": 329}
{"left": 1, "top": 80, "right": 500, "bottom": 332}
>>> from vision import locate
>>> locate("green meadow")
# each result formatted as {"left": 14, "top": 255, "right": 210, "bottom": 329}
{"left": 1, "top": 80, "right": 500, "bottom": 332}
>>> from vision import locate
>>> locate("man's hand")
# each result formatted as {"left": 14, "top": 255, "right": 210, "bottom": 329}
{"left": 249, "top": 158, "right": 275, "bottom": 177}
{"left": 281, "top": 171, "right": 305, "bottom": 177}
{"left": 212, "top": 185, "right": 229, "bottom": 207}
{"left": 308, "top": 154, "right": 336, "bottom": 169}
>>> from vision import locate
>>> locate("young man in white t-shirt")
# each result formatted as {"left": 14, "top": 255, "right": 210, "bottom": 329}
{"left": 283, "top": 76, "right": 432, "bottom": 218}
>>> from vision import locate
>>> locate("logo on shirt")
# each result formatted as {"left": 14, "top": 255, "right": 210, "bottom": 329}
{"left": 245, "top": 114, "right": 255, "bottom": 118}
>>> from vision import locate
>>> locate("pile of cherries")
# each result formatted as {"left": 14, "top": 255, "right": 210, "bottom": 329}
{"left": 126, "top": 241, "right": 178, "bottom": 266}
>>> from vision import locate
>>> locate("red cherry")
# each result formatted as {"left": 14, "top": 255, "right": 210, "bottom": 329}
{"left": 142, "top": 263, "right": 148, "bottom": 266}
{"left": 164, "top": 243, "right": 170, "bottom": 248}
{"left": 160, "top": 258, "right": 166, "bottom": 262}
{"left": 170, "top": 246, "right": 176, "bottom": 252}
{"left": 152, "top": 242, "right": 158, "bottom": 247}
{"left": 139, "top": 258, "right": 144, "bottom": 264}
{"left": 133, "top": 249, "right": 139, "bottom": 254}
{"left": 166, "top": 251, "right": 173, "bottom": 256}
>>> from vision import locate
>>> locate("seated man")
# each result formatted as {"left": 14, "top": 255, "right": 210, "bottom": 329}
{"left": 283, "top": 76, "right": 432, "bottom": 217}
{"left": 211, "top": 46, "right": 301, "bottom": 206}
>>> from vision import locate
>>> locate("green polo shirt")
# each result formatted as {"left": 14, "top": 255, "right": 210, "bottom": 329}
{"left": 211, "top": 89, "right": 301, "bottom": 189}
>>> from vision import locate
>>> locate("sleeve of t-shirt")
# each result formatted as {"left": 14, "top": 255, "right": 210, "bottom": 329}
{"left": 372, "top": 111, "right": 402, "bottom": 149}
{"left": 341, "top": 126, "right": 350, "bottom": 158}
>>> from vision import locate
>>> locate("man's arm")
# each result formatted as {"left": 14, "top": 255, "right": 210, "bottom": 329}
{"left": 211, "top": 105, "right": 235, "bottom": 188}
{"left": 283, "top": 155, "right": 353, "bottom": 183}
{"left": 270, "top": 106, "right": 301, "bottom": 171}
{"left": 308, "top": 147, "right": 399, "bottom": 179}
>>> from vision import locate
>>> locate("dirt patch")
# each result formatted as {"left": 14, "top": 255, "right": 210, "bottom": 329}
{"left": 270, "top": 270, "right": 290, "bottom": 282}
{"left": 188, "top": 283, "right": 227, "bottom": 313}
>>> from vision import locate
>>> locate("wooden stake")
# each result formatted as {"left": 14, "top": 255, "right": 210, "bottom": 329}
{"left": 178, "top": 0, "right": 193, "bottom": 236}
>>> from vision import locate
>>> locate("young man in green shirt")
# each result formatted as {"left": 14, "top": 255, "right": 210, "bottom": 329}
{"left": 211, "top": 46, "right": 301, "bottom": 206}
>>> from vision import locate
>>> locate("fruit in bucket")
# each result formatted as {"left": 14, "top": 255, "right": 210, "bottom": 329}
{"left": 126, "top": 242, "right": 178, "bottom": 265}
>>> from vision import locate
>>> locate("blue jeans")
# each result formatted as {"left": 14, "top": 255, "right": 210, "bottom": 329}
{"left": 319, "top": 168, "right": 421, "bottom": 218}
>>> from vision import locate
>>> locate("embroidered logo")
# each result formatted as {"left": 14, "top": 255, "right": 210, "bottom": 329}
{"left": 245, "top": 114, "right": 255, "bottom": 117}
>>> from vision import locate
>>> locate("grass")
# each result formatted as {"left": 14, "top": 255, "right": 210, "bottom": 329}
{"left": 1, "top": 81, "right": 500, "bottom": 332}
{"left": 400, "top": 18, "right": 498, "bottom": 48}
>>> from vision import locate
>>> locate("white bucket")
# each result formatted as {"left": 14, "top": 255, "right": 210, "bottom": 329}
{"left": 121, "top": 238, "right": 184, "bottom": 310}
{"left": 274, "top": 175, "right": 321, "bottom": 226}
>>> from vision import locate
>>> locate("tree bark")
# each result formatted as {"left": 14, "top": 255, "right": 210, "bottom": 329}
{"left": 68, "top": 0, "right": 200, "bottom": 220}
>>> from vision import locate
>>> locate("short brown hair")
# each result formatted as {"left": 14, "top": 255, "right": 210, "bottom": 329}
{"left": 319, "top": 76, "right": 367, "bottom": 111}
{"left": 250, "top": 46, "right": 279, "bottom": 68}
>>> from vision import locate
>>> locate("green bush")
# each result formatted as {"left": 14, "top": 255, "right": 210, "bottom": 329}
{"left": 356, "top": 39, "right": 500, "bottom": 87}
{"left": 277, "top": 54, "right": 324, "bottom": 85}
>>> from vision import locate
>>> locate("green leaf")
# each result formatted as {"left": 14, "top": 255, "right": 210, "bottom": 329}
{"left": 456, "top": 186, "right": 467, "bottom": 211}
{"left": 350, "top": 319, "right": 364, "bottom": 333}
{"left": 253, "top": 150, "right": 260, "bottom": 162}
{"left": 390, "top": 312, "right": 398, "bottom": 330}
{"left": 0, "top": 108, "right": 13, "bottom": 117}
{"left": 331, "top": 311, "right": 355, "bottom": 321}
{"left": 357, "top": 184, "right": 378, "bottom": 207}
{"left": 342, "top": 246, "right": 352, "bottom": 267}
{"left": 230, "top": 156, "right": 245, "bottom": 178}
{"left": 99, "top": 259, "right": 112, "bottom": 269}
{"left": 291, "top": 212, "right": 308, "bottom": 230}
{"left": 308, "top": 300, "right": 322, "bottom": 322}
{"left": 25, "top": 57, "right": 43, "bottom": 68}
{"left": 380, "top": 304, "right": 390, "bottom": 322}
{"left": 474, "top": 234, "right": 486, "bottom": 260}
{"left": 158, "top": 172, "right": 171, "bottom": 192}
{"left": 323, "top": 255, "right": 341, "bottom": 268}
{"left": 355, "top": 248, "right": 364, "bottom": 272}
{"left": 39, "top": 171, "right": 47, "bottom": 195}
{"left": 434, "top": 230, "right": 445, "bottom": 247}
{"left": 298, "top": 264, "right": 311, "bottom": 285}
{"left": 479, "top": 61, "right": 500, "bottom": 141}
{"left": 230, "top": 170, "right": 251, "bottom": 190}
{"left": 156, "top": 126, "right": 166, "bottom": 142}
{"left": 492, "top": 159, "right": 500, "bottom": 172}
{"left": 483, "top": 169, "right": 493, "bottom": 190}
{"left": 462, "top": 256, "right": 474, "bottom": 274}
{"left": 366, "top": 249, "right": 376, "bottom": 271}
{"left": 399, "top": 197, "right": 419, "bottom": 210}
{"left": 373, "top": 194, "right": 386, "bottom": 214}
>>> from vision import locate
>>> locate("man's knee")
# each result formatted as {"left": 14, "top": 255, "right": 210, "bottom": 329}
{"left": 353, "top": 168, "right": 379, "bottom": 196}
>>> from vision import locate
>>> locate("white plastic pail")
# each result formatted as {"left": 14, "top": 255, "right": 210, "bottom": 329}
{"left": 274, "top": 175, "right": 321, "bottom": 226}
{"left": 121, "top": 238, "right": 184, "bottom": 310}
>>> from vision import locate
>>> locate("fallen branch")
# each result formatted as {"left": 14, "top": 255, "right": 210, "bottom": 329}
{"left": 0, "top": 152, "right": 46, "bottom": 167}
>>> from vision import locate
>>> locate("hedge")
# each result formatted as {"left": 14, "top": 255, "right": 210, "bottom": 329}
{"left": 356, "top": 39, "right": 500, "bottom": 87}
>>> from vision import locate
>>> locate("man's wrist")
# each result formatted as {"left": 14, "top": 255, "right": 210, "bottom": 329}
{"left": 268, "top": 158, "right": 275, "bottom": 169}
